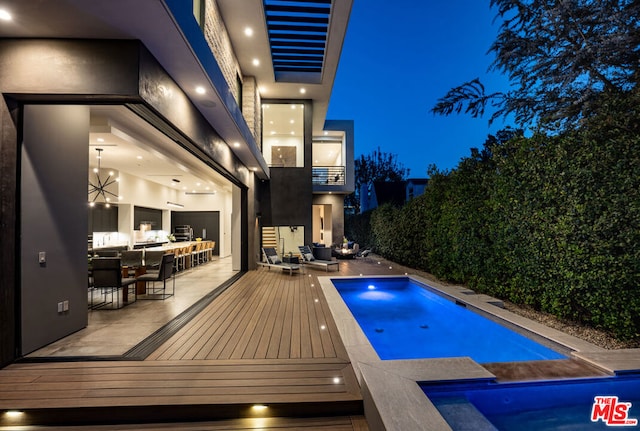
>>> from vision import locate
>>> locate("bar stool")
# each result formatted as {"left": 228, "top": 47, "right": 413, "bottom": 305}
{"left": 190, "top": 243, "right": 201, "bottom": 267}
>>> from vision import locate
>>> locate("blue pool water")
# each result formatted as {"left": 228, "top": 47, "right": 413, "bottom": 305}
{"left": 422, "top": 375, "right": 640, "bottom": 430}
{"left": 331, "top": 277, "right": 566, "bottom": 363}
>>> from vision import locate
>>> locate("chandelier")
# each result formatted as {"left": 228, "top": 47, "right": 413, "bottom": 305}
{"left": 88, "top": 148, "right": 121, "bottom": 208}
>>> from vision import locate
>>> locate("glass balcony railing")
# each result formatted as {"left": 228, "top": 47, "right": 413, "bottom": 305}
{"left": 312, "top": 166, "right": 345, "bottom": 185}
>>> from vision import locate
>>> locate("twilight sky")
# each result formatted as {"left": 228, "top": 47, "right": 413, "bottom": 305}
{"left": 327, "top": 0, "right": 513, "bottom": 177}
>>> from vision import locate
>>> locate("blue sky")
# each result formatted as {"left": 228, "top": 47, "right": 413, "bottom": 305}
{"left": 327, "top": 1, "right": 513, "bottom": 176}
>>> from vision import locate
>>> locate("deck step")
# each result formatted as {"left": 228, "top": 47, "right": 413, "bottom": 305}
{"left": 0, "top": 360, "right": 363, "bottom": 426}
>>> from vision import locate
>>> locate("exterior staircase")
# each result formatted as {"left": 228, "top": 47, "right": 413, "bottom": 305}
{"left": 261, "top": 226, "right": 279, "bottom": 261}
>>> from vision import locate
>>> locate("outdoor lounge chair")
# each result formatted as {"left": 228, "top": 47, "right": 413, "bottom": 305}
{"left": 298, "top": 245, "right": 339, "bottom": 272}
{"left": 259, "top": 247, "right": 301, "bottom": 275}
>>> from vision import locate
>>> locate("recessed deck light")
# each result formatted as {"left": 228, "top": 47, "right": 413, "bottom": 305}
{"left": 251, "top": 404, "right": 267, "bottom": 411}
{"left": 0, "top": 9, "right": 12, "bottom": 21}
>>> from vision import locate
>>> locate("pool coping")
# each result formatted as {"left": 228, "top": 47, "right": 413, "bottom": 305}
{"left": 319, "top": 274, "right": 640, "bottom": 431}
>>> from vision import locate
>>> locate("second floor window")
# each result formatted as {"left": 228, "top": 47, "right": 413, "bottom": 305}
{"left": 262, "top": 103, "right": 304, "bottom": 167}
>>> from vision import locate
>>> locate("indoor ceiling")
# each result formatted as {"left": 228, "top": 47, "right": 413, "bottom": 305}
{"left": 89, "top": 106, "right": 232, "bottom": 196}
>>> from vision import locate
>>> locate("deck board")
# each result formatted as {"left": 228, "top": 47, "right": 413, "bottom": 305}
{"left": 0, "top": 258, "right": 390, "bottom": 428}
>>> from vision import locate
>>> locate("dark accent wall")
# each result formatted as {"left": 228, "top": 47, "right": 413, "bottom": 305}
{"left": 21, "top": 105, "right": 89, "bottom": 355}
{"left": 171, "top": 211, "right": 220, "bottom": 254}
{"left": 0, "top": 97, "right": 18, "bottom": 368}
{"left": 0, "top": 39, "right": 140, "bottom": 98}
{"left": 259, "top": 100, "right": 313, "bottom": 246}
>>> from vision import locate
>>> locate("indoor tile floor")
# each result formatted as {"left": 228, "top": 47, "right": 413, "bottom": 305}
{"left": 27, "top": 256, "right": 238, "bottom": 358}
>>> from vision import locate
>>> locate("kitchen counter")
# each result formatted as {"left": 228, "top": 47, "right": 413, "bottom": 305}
{"left": 133, "top": 241, "right": 169, "bottom": 249}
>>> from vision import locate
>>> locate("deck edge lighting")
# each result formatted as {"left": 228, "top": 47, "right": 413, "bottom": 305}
{"left": 251, "top": 404, "right": 268, "bottom": 412}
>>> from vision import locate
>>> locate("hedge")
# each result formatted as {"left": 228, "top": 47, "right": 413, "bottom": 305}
{"left": 363, "top": 125, "right": 640, "bottom": 341}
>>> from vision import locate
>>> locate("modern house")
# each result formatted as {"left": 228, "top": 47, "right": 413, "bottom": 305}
{"left": 406, "top": 178, "right": 428, "bottom": 201}
{"left": 0, "top": 0, "right": 354, "bottom": 367}
{"left": 360, "top": 178, "right": 428, "bottom": 213}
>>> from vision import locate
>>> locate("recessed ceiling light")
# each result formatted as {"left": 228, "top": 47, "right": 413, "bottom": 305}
{"left": 259, "top": 86, "right": 266, "bottom": 94}
{"left": 300, "top": 88, "right": 306, "bottom": 94}
{"left": 0, "top": 9, "right": 12, "bottom": 21}
{"left": 252, "top": 58, "right": 260, "bottom": 66}
{"left": 136, "top": 155, "right": 143, "bottom": 160}
{"left": 97, "top": 138, "right": 104, "bottom": 142}
{"left": 244, "top": 27, "right": 254, "bottom": 37}
{"left": 195, "top": 86, "right": 206, "bottom": 94}
{"left": 324, "top": 131, "right": 329, "bottom": 136}
{"left": 233, "top": 142, "right": 240, "bottom": 147}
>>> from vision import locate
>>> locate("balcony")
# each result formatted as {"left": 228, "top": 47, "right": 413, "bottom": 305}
{"left": 312, "top": 166, "right": 345, "bottom": 186}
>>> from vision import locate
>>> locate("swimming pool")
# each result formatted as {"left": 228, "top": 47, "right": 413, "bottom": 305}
{"left": 422, "top": 375, "right": 640, "bottom": 430}
{"left": 331, "top": 277, "right": 566, "bottom": 363}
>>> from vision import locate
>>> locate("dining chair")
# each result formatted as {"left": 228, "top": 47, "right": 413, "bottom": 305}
{"left": 143, "top": 250, "right": 165, "bottom": 273}
{"left": 136, "top": 253, "right": 175, "bottom": 300}
{"left": 120, "top": 250, "right": 143, "bottom": 274}
{"left": 89, "top": 257, "right": 137, "bottom": 309}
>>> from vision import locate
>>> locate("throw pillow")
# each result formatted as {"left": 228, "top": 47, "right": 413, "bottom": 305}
{"left": 305, "top": 253, "right": 315, "bottom": 261}
{"left": 268, "top": 255, "right": 281, "bottom": 264}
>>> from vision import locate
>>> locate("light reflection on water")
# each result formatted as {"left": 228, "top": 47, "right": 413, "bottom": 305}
{"left": 358, "top": 290, "right": 395, "bottom": 301}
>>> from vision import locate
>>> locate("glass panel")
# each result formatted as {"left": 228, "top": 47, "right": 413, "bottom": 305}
{"left": 312, "top": 132, "right": 345, "bottom": 184}
{"left": 193, "top": 0, "right": 205, "bottom": 30}
{"left": 262, "top": 103, "right": 304, "bottom": 167}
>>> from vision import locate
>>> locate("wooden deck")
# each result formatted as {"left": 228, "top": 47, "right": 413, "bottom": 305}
{"left": 0, "top": 257, "right": 393, "bottom": 429}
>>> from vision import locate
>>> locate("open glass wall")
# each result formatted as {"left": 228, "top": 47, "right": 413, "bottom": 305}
{"left": 87, "top": 106, "right": 233, "bottom": 256}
